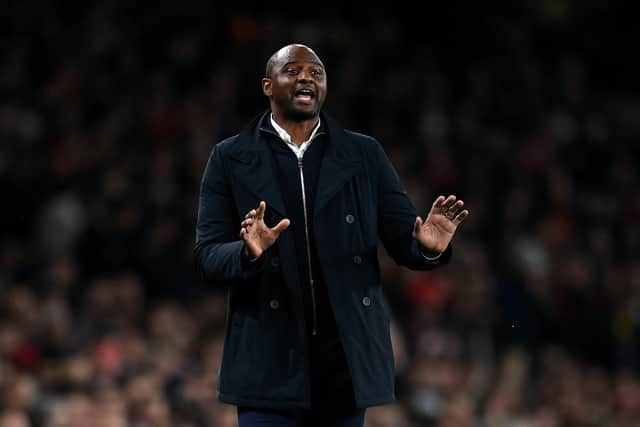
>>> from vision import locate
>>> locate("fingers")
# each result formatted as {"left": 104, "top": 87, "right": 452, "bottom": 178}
{"left": 432, "top": 194, "right": 470, "bottom": 224}
{"left": 433, "top": 194, "right": 458, "bottom": 219}
{"left": 242, "top": 201, "right": 266, "bottom": 231}
{"left": 441, "top": 195, "right": 457, "bottom": 212}
{"left": 432, "top": 195, "right": 446, "bottom": 210}
{"left": 240, "top": 214, "right": 255, "bottom": 238}
{"left": 446, "top": 200, "right": 465, "bottom": 218}
{"left": 453, "top": 209, "right": 470, "bottom": 224}
{"left": 244, "top": 201, "right": 266, "bottom": 220}
{"left": 433, "top": 195, "right": 458, "bottom": 215}
{"left": 413, "top": 216, "right": 423, "bottom": 236}
{"left": 256, "top": 201, "right": 266, "bottom": 221}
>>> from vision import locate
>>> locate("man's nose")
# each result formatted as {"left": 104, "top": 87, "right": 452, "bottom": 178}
{"left": 297, "top": 69, "right": 312, "bottom": 81}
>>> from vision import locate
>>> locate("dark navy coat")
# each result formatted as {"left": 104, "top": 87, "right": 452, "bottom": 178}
{"left": 194, "top": 111, "right": 451, "bottom": 410}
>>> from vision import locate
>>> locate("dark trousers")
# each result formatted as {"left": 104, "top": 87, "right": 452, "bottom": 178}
{"left": 237, "top": 407, "right": 366, "bottom": 427}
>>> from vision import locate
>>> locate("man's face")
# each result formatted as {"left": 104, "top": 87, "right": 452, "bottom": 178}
{"left": 262, "top": 46, "right": 327, "bottom": 122}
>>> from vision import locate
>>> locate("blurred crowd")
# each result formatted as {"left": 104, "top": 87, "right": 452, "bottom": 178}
{"left": 1, "top": 2, "right": 640, "bottom": 426}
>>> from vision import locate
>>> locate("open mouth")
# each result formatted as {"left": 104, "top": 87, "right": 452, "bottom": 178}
{"left": 294, "top": 88, "right": 315, "bottom": 103}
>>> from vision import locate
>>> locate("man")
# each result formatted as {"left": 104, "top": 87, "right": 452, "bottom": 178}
{"left": 194, "top": 44, "right": 469, "bottom": 427}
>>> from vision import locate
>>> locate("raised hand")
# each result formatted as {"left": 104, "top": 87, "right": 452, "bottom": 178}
{"left": 413, "top": 195, "right": 469, "bottom": 255}
{"left": 239, "top": 201, "right": 290, "bottom": 259}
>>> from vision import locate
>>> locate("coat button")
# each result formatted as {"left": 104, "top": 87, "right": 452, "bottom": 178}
{"left": 353, "top": 255, "right": 362, "bottom": 264}
{"left": 269, "top": 299, "right": 279, "bottom": 310}
{"left": 362, "top": 297, "right": 371, "bottom": 307}
{"left": 271, "top": 257, "right": 280, "bottom": 267}
{"left": 345, "top": 214, "right": 355, "bottom": 224}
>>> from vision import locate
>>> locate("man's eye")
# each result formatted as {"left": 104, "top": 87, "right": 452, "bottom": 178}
{"left": 311, "top": 69, "right": 323, "bottom": 76}
{"left": 286, "top": 68, "right": 298, "bottom": 74}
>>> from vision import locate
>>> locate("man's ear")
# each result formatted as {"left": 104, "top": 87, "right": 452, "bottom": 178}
{"left": 262, "top": 78, "right": 272, "bottom": 96}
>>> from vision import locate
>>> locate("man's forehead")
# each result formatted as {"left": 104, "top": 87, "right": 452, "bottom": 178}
{"left": 275, "top": 46, "right": 323, "bottom": 67}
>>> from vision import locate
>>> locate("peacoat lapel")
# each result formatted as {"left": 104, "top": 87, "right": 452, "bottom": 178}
{"left": 313, "top": 114, "right": 362, "bottom": 217}
{"left": 225, "top": 112, "right": 287, "bottom": 218}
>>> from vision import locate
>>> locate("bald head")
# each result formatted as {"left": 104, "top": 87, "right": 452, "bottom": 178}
{"left": 265, "top": 44, "right": 323, "bottom": 78}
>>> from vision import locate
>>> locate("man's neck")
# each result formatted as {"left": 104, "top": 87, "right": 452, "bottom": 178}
{"left": 271, "top": 114, "right": 319, "bottom": 147}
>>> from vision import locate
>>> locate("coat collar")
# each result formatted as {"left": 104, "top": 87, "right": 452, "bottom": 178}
{"left": 227, "top": 110, "right": 362, "bottom": 218}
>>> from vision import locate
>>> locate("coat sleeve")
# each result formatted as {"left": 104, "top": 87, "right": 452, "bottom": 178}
{"left": 194, "top": 144, "right": 263, "bottom": 284}
{"left": 374, "top": 141, "right": 452, "bottom": 270}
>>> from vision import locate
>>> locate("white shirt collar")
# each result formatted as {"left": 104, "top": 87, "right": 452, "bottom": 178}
{"left": 270, "top": 114, "right": 321, "bottom": 158}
